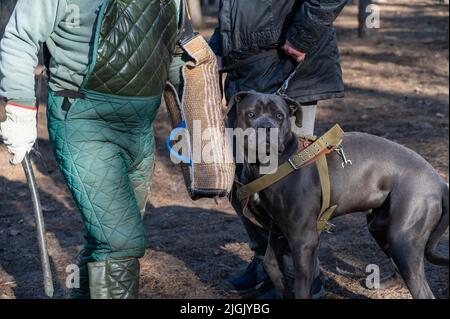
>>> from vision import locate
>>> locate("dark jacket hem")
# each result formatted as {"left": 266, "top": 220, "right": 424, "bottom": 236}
{"left": 289, "top": 90, "right": 345, "bottom": 104}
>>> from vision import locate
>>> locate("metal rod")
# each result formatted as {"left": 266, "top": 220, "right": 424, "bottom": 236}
{"left": 22, "top": 154, "right": 54, "bottom": 298}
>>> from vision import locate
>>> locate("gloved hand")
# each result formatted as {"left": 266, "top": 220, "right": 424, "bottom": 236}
{"left": 0, "top": 104, "right": 37, "bottom": 165}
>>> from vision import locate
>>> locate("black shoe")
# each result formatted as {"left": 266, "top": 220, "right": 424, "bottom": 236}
{"left": 257, "top": 287, "right": 280, "bottom": 299}
{"left": 227, "top": 257, "right": 273, "bottom": 294}
{"left": 311, "top": 275, "right": 326, "bottom": 299}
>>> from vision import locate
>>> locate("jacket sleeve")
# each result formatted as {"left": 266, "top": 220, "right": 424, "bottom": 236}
{"left": 0, "top": 0, "right": 66, "bottom": 107}
{"left": 208, "top": 26, "right": 223, "bottom": 56}
{"left": 286, "top": 0, "right": 348, "bottom": 55}
{"left": 208, "top": 0, "right": 223, "bottom": 56}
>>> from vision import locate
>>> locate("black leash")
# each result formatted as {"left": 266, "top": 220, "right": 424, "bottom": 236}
{"left": 275, "top": 59, "right": 304, "bottom": 96}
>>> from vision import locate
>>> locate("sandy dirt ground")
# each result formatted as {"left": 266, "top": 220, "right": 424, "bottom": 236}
{"left": 0, "top": 0, "right": 448, "bottom": 299}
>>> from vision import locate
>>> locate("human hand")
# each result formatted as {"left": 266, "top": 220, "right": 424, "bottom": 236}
{"left": 0, "top": 103, "right": 37, "bottom": 165}
{"left": 281, "top": 40, "right": 306, "bottom": 62}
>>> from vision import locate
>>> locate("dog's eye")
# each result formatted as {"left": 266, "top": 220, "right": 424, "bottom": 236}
{"left": 247, "top": 112, "right": 255, "bottom": 119}
{"left": 276, "top": 113, "right": 284, "bottom": 120}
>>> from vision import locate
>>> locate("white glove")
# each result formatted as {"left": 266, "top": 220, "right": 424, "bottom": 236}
{"left": 0, "top": 104, "right": 37, "bottom": 165}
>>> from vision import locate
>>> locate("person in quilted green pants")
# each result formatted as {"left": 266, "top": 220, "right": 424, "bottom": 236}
{"left": 0, "top": 0, "right": 186, "bottom": 299}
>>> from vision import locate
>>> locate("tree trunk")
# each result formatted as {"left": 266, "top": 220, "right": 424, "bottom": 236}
{"left": 358, "top": 0, "right": 372, "bottom": 38}
{"left": 187, "top": 0, "right": 203, "bottom": 27}
{"left": 1, "top": 0, "right": 17, "bottom": 37}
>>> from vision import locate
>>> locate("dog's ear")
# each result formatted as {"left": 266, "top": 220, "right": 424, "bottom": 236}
{"left": 282, "top": 95, "right": 302, "bottom": 128}
{"left": 226, "top": 91, "right": 252, "bottom": 128}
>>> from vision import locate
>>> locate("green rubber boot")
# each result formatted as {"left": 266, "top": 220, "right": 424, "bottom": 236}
{"left": 88, "top": 258, "right": 140, "bottom": 299}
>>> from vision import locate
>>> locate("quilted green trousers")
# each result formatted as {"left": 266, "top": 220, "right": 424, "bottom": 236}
{"left": 47, "top": 90, "right": 160, "bottom": 263}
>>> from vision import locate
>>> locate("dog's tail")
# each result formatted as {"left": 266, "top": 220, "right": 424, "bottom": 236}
{"left": 425, "top": 182, "right": 449, "bottom": 267}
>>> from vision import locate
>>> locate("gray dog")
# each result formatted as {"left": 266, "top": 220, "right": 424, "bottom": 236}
{"left": 227, "top": 91, "right": 449, "bottom": 299}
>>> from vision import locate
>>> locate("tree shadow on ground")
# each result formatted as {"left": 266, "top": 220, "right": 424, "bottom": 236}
{"left": 0, "top": 176, "right": 81, "bottom": 299}
{"left": 320, "top": 213, "right": 449, "bottom": 299}
{"left": 143, "top": 205, "right": 248, "bottom": 296}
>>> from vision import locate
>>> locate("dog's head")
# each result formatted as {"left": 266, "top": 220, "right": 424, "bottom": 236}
{"left": 227, "top": 91, "right": 302, "bottom": 155}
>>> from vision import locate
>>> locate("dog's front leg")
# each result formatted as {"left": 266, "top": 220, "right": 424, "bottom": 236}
{"left": 264, "top": 238, "right": 286, "bottom": 298}
{"left": 290, "top": 236, "right": 320, "bottom": 299}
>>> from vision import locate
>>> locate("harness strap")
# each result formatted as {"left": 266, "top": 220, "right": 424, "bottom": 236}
{"left": 241, "top": 155, "right": 338, "bottom": 234}
{"left": 236, "top": 124, "right": 344, "bottom": 202}
{"left": 236, "top": 124, "right": 344, "bottom": 235}
{"left": 243, "top": 207, "right": 265, "bottom": 229}
{"left": 316, "top": 155, "right": 338, "bottom": 234}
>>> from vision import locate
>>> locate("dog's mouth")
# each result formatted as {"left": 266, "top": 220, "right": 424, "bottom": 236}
{"left": 237, "top": 125, "right": 286, "bottom": 157}
{"left": 262, "top": 141, "right": 285, "bottom": 155}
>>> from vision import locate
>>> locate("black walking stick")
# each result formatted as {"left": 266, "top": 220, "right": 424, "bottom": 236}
{"left": 0, "top": 64, "right": 54, "bottom": 298}
{"left": 22, "top": 154, "right": 54, "bottom": 298}
{"left": 0, "top": 116, "right": 54, "bottom": 299}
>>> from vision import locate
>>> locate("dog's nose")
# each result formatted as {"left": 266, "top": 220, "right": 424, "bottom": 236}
{"left": 258, "top": 118, "right": 276, "bottom": 129}
{"left": 256, "top": 119, "right": 277, "bottom": 143}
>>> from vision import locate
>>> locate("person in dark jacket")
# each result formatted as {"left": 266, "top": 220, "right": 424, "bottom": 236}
{"left": 209, "top": 0, "right": 348, "bottom": 298}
